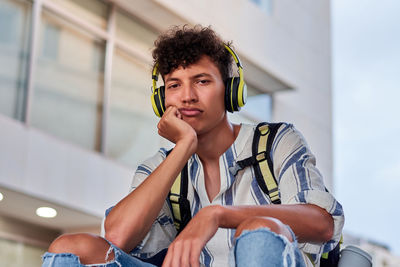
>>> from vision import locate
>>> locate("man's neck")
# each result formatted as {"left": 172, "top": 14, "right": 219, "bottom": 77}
{"left": 196, "top": 116, "right": 241, "bottom": 162}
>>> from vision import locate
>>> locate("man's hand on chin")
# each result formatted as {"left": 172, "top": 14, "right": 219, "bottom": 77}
{"left": 158, "top": 106, "right": 198, "bottom": 153}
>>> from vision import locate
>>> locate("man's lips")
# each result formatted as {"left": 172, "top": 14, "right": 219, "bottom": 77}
{"left": 179, "top": 108, "right": 202, "bottom": 117}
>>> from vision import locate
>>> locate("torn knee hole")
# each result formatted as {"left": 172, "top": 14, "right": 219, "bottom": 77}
{"left": 105, "top": 245, "right": 115, "bottom": 262}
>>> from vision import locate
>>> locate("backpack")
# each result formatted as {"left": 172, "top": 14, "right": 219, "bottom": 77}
{"left": 168, "top": 122, "right": 340, "bottom": 267}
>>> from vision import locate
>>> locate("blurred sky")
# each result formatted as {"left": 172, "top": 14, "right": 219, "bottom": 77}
{"left": 332, "top": 0, "right": 400, "bottom": 256}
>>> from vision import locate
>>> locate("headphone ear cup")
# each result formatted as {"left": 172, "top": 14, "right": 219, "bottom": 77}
{"left": 151, "top": 86, "right": 166, "bottom": 117}
{"left": 225, "top": 77, "right": 241, "bottom": 112}
{"left": 238, "top": 82, "right": 247, "bottom": 108}
{"left": 159, "top": 85, "right": 166, "bottom": 114}
{"left": 225, "top": 78, "right": 233, "bottom": 112}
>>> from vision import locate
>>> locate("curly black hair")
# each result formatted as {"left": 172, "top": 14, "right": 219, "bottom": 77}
{"left": 152, "top": 25, "right": 233, "bottom": 81}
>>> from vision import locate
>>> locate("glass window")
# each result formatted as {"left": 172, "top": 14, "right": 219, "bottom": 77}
{"left": 42, "top": 23, "right": 60, "bottom": 60}
{"left": 0, "top": 238, "right": 45, "bottom": 267}
{"left": 31, "top": 10, "right": 105, "bottom": 151}
{"left": 107, "top": 48, "right": 160, "bottom": 168}
{"left": 228, "top": 86, "right": 272, "bottom": 123}
{"left": 50, "top": 0, "right": 109, "bottom": 30}
{"left": 0, "top": 0, "right": 31, "bottom": 121}
{"left": 250, "top": 0, "right": 273, "bottom": 15}
{"left": 115, "top": 10, "right": 158, "bottom": 53}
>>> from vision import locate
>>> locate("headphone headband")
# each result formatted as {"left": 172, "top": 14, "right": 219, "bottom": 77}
{"left": 224, "top": 45, "right": 243, "bottom": 69}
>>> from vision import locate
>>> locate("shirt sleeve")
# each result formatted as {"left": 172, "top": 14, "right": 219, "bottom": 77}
{"left": 272, "top": 123, "right": 345, "bottom": 255}
{"left": 104, "top": 148, "right": 177, "bottom": 259}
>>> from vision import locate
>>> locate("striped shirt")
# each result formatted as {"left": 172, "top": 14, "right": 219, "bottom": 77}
{"left": 129, "top": 123, "right": 344, "bottom": 267}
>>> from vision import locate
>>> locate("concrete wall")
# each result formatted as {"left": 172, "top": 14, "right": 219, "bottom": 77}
{"left": 0, "top": 115, "right": 132, "bottom": 218}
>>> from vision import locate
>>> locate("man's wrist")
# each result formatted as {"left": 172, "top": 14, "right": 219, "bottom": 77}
{"left": 214, "top": 206, "right": 249, "bottom": 229}
{"left": 176, "top": 135, "right": 197, "bottom": 155}
{"left": 208, "top": 205, "right": 225, "bottom": 227}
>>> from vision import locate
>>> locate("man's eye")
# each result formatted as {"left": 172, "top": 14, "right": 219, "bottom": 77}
{"left": 198, "top": 80, "right": 210, "bottom": 85}
{"left": 167, "top": 84, "right": 179, "bottom": 89}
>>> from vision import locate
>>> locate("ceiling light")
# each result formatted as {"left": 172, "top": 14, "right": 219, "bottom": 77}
{"left": 0, "top": 192, "right": 3, "bottom": 201}
{"left": 36, "top": 207, "right": 57, "bottom": 218}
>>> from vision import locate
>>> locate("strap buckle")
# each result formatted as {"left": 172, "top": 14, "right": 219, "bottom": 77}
{"left": 256, "top": 151, "right": 267, "bottom": 162}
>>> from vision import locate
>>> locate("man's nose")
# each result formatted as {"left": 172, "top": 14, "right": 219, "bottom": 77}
{"left": 181, "top": 84, "right": 198, "bottom": 103}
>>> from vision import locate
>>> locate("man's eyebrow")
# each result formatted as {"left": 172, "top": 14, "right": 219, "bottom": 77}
{"left": 165, "top": 73, "right": 213, "bottom": 83}
{"left": 192, "top": 73, "right": 213, "bottom": 79}
{"left": 165, "top": 77, "right": 181, "bottom": 83}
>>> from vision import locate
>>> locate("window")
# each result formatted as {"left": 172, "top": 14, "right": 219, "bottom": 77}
{"left": 115, "top": 9, "right": 158, "bottom": 53}
{"left": 0, "top": 0, "right": 31, "bottom": 121}
{"left": 0, "top": 213, "right": 60, "bottom": 267}
{"left": 250, "top": 0, "right": 273, "bottom": 15}
{"left": 50, "top": 0, "right": 109, "bottom": 29}
{"left": 107, "top": 48, "right": 160, "bottom": 167}
{"left": 228, "top": 86, "right": 272, "bottom": 124}
{"left": 42, "top": 23, "right": 60, "bottom": 60}
{"left": 242, "top": 93, "right": 272, "bottom": 121}
{"left": 30, "top": 10, "right": 105, "bottom": 151}
{"left": 0, "top": 238, "right": 45, "bottom": 267}
{"left": 1, "top": 0, "right": 273, "bottom": 164}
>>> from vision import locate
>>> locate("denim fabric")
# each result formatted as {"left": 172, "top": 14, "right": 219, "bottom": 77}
{"left": 42, "top": 242, "right": 156, "bottom": 267}
{"left": 230, "top": 228, "right": 306, "bottom": 267}
{"left": 42, "top": 228, "right": 305, "bottom": 267}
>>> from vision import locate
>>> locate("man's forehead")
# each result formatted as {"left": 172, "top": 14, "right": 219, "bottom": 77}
{"left": 164, "top": 56, "right": 220, "bottom": 80}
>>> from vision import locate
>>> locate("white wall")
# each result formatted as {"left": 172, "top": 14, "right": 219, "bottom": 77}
{"left": 0, "top": 115, "right": 132, "bottom": 218}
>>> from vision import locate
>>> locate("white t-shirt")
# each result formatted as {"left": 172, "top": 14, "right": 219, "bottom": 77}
{"left": 128, "top": 123, "right": 344, "bottom": 267}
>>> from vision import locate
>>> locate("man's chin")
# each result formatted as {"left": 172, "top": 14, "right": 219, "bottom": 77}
{"left": 183, "top": 120, "right": 202, "bottom": 135}
{"left": 182, "top": 117, "right": 198, "bottom": 125}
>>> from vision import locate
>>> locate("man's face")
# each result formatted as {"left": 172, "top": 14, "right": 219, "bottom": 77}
{"left": 164, "top": 55, "right": 226, "bottom": 135}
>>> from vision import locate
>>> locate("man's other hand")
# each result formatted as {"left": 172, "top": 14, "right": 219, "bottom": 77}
{"left": 162, "top": 205, "right": 221, "bottom": 267}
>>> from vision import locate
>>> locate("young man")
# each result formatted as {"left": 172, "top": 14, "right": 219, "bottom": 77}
{"left": 43, "top": 25, "right": 344, "bottom": 267}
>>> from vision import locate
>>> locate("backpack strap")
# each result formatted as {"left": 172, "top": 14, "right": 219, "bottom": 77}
{"left": 319, "top": 235, "right": 343, "bottom": 267}
{"left": 234, "top": 122, "right": 283, "bottom": 204}
{"left": 166, "top": 149, "right": 192, "bottom": 234}
{"left": 253, "top": 122, "right": 282, "bottom": 204}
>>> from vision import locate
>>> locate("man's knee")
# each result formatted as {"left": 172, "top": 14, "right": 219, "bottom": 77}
{"left": 233, "top": 222, "right": 301, "bottom": 267}
{"left": 49, "top": 233, "right": 91, "bottom": 254}
{"left": 235, "top": 216, "right": 293, "bottom": 242}
{"left": 48, "top": 233, "right": 114, "bottom": 264}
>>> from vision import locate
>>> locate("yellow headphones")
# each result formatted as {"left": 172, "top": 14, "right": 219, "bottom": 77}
{"left": 151, "top": 45, "right": 247, "bottom": 117}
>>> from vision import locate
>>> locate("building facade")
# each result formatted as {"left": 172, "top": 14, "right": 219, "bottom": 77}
{"left": 0, "top": 0, "right": 333, "bottom": 265}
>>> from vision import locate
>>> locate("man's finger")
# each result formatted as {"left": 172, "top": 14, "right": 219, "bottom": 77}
{"left": 176, "top": 109, "right": 182, "bottom": 119}
{"left": 180, "top": 240, "right": 191, "bottom": 267}
{"left": 162, "top": 246, "right": 173, "bottom": 267}
{"left": 189, "top": 242, "right": 202, "bottom": 267}
{"left": 171, "top": 241, "right": 183, "bottom": 267}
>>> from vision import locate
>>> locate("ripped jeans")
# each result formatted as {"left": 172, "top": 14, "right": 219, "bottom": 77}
{"left": 42, "top": 228, "right": 306, "bottom": 267}
{"left": 230, "top": 228, "right": 306, "bottom": 267}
